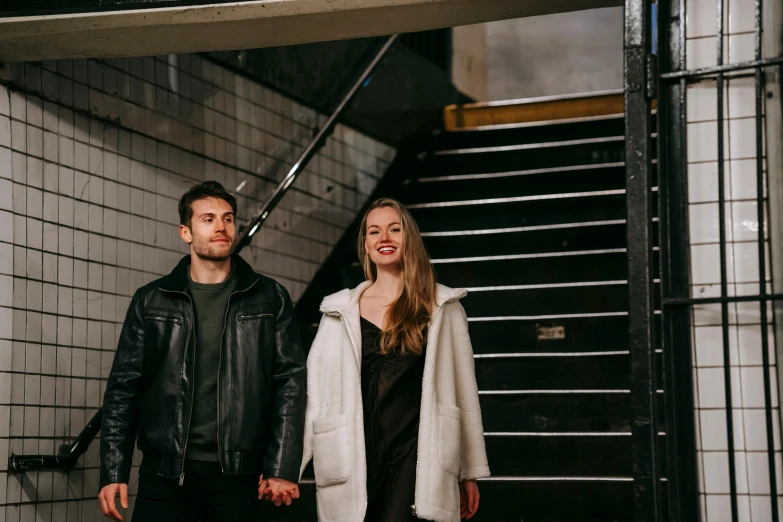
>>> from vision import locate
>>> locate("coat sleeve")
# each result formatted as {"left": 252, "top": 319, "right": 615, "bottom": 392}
{"left": 449, "top": 302, "right": 491, "bottom": 481}
{"left": 263, "top": 283, "right": 307, "bottom": 483}
{"left": 100, "top": 289, "right": 146, "bottom": 489}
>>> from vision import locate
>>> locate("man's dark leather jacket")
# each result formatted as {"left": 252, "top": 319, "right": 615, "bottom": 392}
{"left": 99, "top": 255, "right": 306, "bottom": 488}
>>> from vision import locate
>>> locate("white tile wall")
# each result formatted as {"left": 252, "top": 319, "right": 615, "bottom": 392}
{"left": 685, "top": 0, "right": 783, "bottom": 517}
{"left": 0, "top": 55, "right": 394, "bottom": 521}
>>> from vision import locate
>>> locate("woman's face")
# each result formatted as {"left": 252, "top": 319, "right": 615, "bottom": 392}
{"left": 364, "top": 206, "right": 403, "bottom": 270}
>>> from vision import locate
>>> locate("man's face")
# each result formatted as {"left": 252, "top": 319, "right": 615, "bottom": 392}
{"left": 179, "top": 197, "right": 235, "bottom": 262}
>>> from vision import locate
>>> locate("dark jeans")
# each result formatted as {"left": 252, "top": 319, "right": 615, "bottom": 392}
{"left": 132, "top": 460, "right": 259, "bottom": 522}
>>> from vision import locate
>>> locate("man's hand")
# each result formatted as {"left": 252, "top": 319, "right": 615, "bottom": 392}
{"left": 99, "top": 483, "right": 129, "bottom": 521}
{"left": 459, "top": 480, "right": 480, "bottom": 520}
{"left": 262, "top": 477, "right": 300, "bottom": 507}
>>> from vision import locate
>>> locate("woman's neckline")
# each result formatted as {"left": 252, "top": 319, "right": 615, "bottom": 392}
{"left": 360, "top": 316, "right": 385, "bottom": 332}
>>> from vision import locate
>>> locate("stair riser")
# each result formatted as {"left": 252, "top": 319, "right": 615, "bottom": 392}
{"left": 406, "top": 165, "right": 627, "bottom": 203}
{"left": 411, "top": 194, "right": 629, "bottom": 232}
{"left": 479, "top": 394, "right": 665, "bottom": 432}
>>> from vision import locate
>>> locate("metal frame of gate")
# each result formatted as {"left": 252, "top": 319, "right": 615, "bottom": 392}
{"left": 626, "top": 0, "right": 783, "bottom": 519}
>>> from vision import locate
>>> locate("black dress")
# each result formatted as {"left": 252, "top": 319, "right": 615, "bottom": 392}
{"left": 360, "top": 317, "right": 425, "bottom": 522}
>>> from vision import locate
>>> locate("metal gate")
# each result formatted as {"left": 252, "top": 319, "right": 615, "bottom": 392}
{"left": 626, "top": 0, "right": 783, "bottom": 519}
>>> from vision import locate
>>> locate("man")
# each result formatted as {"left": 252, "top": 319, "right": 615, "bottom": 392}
{"left": 98, "top": 181, "right": 306, "bottom": 521}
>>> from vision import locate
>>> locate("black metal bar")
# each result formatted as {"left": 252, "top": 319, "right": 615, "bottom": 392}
{"left": 755, "top": 0, "right": 779, "bottom": 515}
{"left": 716, "top": 0, "right": 739, "bottom": 512}
{"left": 664, "top": 293, "right": 783, "bottom": 306}
{"left": 233, "top": 34, "right": 398, "bottom": 253}
{"left": 626, "top": 0, "right": 659, "bottom": 518}
{"left": 658, "top": 0, "right": 701, "bottom": 517}
{"left": 8, "top": 409, "right": 101, "bottom": 472}
{"left": 660, "top": 56, "right": 783, "bottom": 80}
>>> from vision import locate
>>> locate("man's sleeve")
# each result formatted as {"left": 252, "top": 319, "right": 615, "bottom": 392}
{"left": 99, "top": 290, "right": 146, "bottom": 489}
{"left": 263, "top": 283, "right": 307, "bottom": 482}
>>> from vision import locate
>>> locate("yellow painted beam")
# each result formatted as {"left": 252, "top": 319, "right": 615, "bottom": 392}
{"left": 444, "top": 90, "right": 657, "bottom": 130}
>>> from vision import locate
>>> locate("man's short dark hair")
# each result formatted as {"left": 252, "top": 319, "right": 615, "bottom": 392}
{"left": 178, "top": 181, "right": 238, "bottom": 227}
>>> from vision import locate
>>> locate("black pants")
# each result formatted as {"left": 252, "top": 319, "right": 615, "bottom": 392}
{"left": 132, "top": 460, "right": 259, "bottom": 522}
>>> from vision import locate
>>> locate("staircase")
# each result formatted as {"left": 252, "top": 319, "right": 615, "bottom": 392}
{"left": 409, "top": 110, "right": 635, "bottom": 522}
{"left": 284, "top": 95, "right": 660, "bottom": 522}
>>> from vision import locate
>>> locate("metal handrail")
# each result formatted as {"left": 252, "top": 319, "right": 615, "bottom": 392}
{"left": 8, "top": 34, "right": 398, "bottom": 474}
{"left": 235, "top": 34, "right": 399, "bottom": 250}
{"left": 9, "top": 410, "right": 102, "bottom": 471}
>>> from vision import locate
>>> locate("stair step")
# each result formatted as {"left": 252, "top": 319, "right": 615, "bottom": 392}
{"left": 461, "top": 284, "right": 649, "bottom": 318}
{"left": 405, "top": 162, "right": 627, "bottom": 203}
{"left": 479, "top": 392, "right": 664, "bottom": 432}
{"left": 486, "top": 434, "right": 640, "bottom": 477}
{"left": 422, "top": 220, "right": 638, "bottom": 259}
{"left": 433, "top": 250, "right": 631, "bottom": 288}
{"left": 468, "top": 481, "right": 635, "bottom": 522}
{"left": 410, "top": 192, "right": 627, "bottom": 232}
{"left": 466, "top": 315, "right": 663, "bottom": 355}
{"left": 434, "top": 114, "right": 627, "bottom": 149}
{"left": 476, "top": 352, "right": 664, "bottom": 390}
{"left": 476, "top": 353, "right": 629, "bottom": 390}
{"left": 424, "top": 135, "right": 631, "bottom": 176}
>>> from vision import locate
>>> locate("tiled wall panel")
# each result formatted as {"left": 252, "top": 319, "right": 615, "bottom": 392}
{"left": 0, "top": 55, "right": 394, "bottom": 521}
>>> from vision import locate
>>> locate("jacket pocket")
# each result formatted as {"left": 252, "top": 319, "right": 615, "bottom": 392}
{"left": 438, "top": 403, "right": 462, "bottom": 476}
{"left": 312, "top": 414, "right": 350, "bottom": 488}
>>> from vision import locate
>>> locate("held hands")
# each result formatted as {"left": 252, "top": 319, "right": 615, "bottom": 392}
{"left": 459, "top": 480, "right": 480, "bottom": 520}
{"left": 258, "top": 475, "right": 300, "bottom": 507}
{"left": 99, "top": 483, "right": 129, "bottom": 521}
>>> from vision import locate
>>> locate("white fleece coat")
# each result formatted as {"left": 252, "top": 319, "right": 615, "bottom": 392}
{"left": 300, "top": 282, "right": 490, "bottom": 522}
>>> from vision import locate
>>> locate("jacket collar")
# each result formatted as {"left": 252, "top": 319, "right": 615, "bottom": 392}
{"left": 157, "top": 254, "right": 260, "bottom": 293}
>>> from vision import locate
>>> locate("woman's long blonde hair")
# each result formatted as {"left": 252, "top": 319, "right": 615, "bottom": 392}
{"left": 357, "top": 198, "right": 436, "bottom": 356}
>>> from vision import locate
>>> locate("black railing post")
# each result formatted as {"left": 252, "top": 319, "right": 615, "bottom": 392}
{"left": 657, "top": 0, "right": 700, "bottom": 519}
{"left": 625, "top": 0, "right": 659, "bottom": 519}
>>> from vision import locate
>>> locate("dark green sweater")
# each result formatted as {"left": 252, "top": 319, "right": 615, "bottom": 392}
{"left": 185, "top": 267, "right": 237, "bottom": 462}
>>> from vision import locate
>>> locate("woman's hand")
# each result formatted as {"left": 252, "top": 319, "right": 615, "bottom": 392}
{"left": 258, "top": 475, "right": 269, "bottom": 500}
{"left": 459, "top": 480, "right": 480, "bottom": 519}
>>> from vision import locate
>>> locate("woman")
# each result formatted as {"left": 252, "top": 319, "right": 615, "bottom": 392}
{"left": 299, "top": 198, "right": 490, "bottom": 522}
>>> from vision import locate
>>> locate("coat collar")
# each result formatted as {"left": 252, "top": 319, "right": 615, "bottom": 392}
{"left": 157, "top": 254, "right": 260, "bottom": 293}
{"left": 319, "top": 282, "right": 468, "bottom": 315}
{"left": 319, "top": 281, "right": 468, "bottom": 369}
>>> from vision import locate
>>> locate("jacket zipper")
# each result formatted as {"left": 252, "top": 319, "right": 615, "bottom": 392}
{"left": 145, "top": 314, "right": 182, "bottom": 324}
{"left": 216, "top": 279, "right": 260, "bottom": 477}
{"left": 237, "top": 312, "right": 273, "bottom": 321}
{"left": 159, "top": 278, "right": 262, "bottom": 485}
{"left": 156, "top": 288, "right": 196, "bottom": 487}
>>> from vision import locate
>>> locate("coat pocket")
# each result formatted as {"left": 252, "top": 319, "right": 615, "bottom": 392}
{"left": 438, "top": 403, "right": 462, "bottom": 476}
{"left": 312, "top": 414, "right": 350, "bottom": 488}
